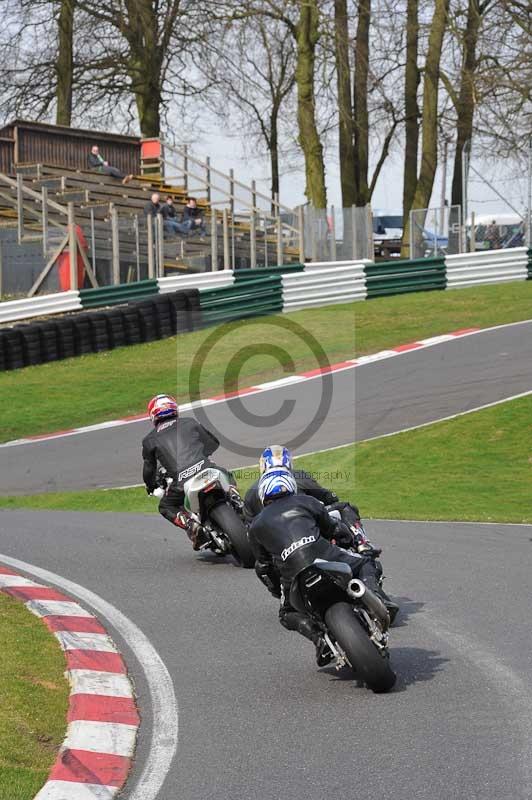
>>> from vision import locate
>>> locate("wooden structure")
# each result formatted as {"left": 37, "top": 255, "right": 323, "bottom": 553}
{"left": 0, "top": 120, "right": 140, "bottom": 176}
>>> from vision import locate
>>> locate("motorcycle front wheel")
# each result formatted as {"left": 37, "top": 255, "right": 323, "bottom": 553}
{"left": 209, "top": 503, "right": 254, "bottom": 568}
{"left": 325, "top": 601, "right": 396, "bottom": 692}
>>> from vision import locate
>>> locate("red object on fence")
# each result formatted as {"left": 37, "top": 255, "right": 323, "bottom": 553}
{"left": 141, "top": 139, "right": 162, "bottom": 160}
{"left": 58, "top": 225, "right": 87, "bottom": 291}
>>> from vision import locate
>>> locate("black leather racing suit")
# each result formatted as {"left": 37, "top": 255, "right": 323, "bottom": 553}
{"left": 244, "top": 469, "right": 366, "bottom": 555}
{"left": 243, "top": 469, "right": 346, "bottom": 522}
{"left": 249, "top": 494, "right": 379, "bottom": 644}
{"left": 142, "top": 416, "right": 232, "bottom": 524}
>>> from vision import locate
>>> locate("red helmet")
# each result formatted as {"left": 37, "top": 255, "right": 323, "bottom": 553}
{"left": 147, "top": 394, "right": 178, "bottom": 424}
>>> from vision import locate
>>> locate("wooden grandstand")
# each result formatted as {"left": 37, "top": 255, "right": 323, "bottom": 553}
{"left": 0, "top": 120, "right": 302, "bottom": 294}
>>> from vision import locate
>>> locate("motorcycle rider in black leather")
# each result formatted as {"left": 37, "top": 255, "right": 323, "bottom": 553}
{"left": 249, "top": 468, "right": 384, "bottom": 666}
{"left": 244, "top": 445, "right": 376, "bottom": 557}
{"left": 142, "top": 394, "right": 235, "bottom": 549}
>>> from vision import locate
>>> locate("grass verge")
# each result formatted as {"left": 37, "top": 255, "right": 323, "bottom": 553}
{"left": 2, "top": 396, "right": 530, "bottom": 523}
{"left": 1, "top": 281, "right": 532, "bottom": 443}
{"left": 0, "top": 593, "right": 68, "bottom": 800}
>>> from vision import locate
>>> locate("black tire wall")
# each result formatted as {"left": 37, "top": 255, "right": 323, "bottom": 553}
{"left": 0, "top": 289, "right": 201, "bottom": 371}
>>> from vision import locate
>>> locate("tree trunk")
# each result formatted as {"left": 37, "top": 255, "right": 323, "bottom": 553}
{"left": 353, "top": 0, "right": 371, "bottom": 207}
{"left": 134, "top": 77, "right": 162, "bottom": 137}
{"left": 56, "top": 0, "right": 75, "bottom": 125}
{"left": 270, "top": 107, "right": 280, "bottom": 213}
{"left": 402, "top": 0, "right": 419, "bottom": 243}
{"left": 450, "top": 0, "right": 483, "bottom": 208}
{"left": 402, "top": 0, "right": 449, "bottom": 255}
{"left": 334, "top": 0, "right": 355, "bottom": 208}
{"left": 295, "top": 0, "right": 327, "bottom": 208}
{"left": 124, "top": 0, "right": 163, "bottom": 137}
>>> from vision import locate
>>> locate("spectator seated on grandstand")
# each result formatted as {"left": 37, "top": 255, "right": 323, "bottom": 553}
{"left": 183, "top": 197, "right": 207, "bottom": 238}
{"left": 161, "top": 195, "right": 189, "bottom": 238}
{"left": 144, "top": 191, "right": 162, "bottom": 218}
{"left": 88, "top": 145, "right": 133, "bottom": 184}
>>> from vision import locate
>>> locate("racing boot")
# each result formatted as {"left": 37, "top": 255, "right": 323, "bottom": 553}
{"left": 174, "top": 512, "right": 209, "bottom": 551}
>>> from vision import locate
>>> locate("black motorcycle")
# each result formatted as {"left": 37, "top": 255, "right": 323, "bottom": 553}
{"left": 289, "top": 559, "right": 396, "bottom": 692}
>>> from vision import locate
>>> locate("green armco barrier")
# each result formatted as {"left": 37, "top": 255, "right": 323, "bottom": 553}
{"left": 200, "top": 275, "right": 283, "bottom": 325}
{"left": 80, "top": 279, "right": 159, "bottom": 309}
{"left": 365, "top": 257, "right": 446, "bottom": 298}
{"left": 233, "top": 264, "right": 304, "bottom": 280}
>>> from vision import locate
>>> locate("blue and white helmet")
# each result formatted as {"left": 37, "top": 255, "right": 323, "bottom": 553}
{"left": 258, "top": 467, "right": 297, "bottom": 506}
{"left": 259, "top": 445, "right": 293, "bottom": 475}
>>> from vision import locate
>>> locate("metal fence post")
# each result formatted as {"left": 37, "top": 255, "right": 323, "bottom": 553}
{"left": 42, "top": 186, "right": 49, "bottom": 257}
{"left": 352, "top": 206, "right": 358, "bottom": 260}
{"left": 366, "top": 205, "right": 373, "bottom": 260}
{"left": 527, "top": 136, "right": 531, "bottom": 248}
{"left": 250, "top": 208, "right": 257, "bottom": 268}
{"left": 211, "top": 211, "right": 218, "bottom": 270}
{"left": 68, "top": 202, "right": 78, "bottom": 290}
{"left": 134, "top": 214, "right": 140, "bottom": 280}
{"left": 298, "top": 206, "right": 305, "bottom": 263}
{"left": 147, "top": 214, "right": 155, "bottom": 278}
{"left": 222, "top": 208, "right": 230, "bottom": 270}
{"left": 470, "top": 211, "right": 476, "bottom": 252}
{"left": 276, "top": 214, "right": 283, "bottom": 266}
{"left": 90, "top": 208, "right": 96, "bottom": 274}
{"left": 110, "top": 204, "right": 120, "bottom": 285}
{"left": 264, "top": 213, "right": 269, "bottom": 268}
{"left": 329, "top": 205, "right": 337, "bottom": 261}
{"left": 157, "top": 213, "right": 165, "bottom": 277}
{"left": 16, "top": 173, "right": 24, "bottom": 244}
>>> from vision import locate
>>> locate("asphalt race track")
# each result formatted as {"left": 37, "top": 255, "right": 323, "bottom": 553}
{"left": 1, "top": 319, "right": 532, "bottom": 799}
{"left": 2, "top": 320, "right": 532, "bottom": 494}
{"left": 1, "top": 512, "right": 531, "bottom": 800}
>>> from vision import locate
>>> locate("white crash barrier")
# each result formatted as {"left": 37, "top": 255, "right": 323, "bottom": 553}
{"left": 282, "top": 264, "right": 367, "bottom": 311}
{"left": 0, "top": 290, "right": 81, "bottom": 324}
{"left": 157, "top": 271, "right": 235, "bottom": 293}
{"left": 445, "top": 248, "right": 528, "bottom": 288}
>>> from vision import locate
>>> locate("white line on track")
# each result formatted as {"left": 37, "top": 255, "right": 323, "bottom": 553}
{"left": 0, "top": 553, "right": 178, "bottom": 800}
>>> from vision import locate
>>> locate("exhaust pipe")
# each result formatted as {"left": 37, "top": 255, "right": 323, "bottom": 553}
{"left": 347, "top": 579, "right": 390, "bottom": 631}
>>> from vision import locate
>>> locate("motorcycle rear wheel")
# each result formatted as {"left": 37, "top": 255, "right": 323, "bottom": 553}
{"left": 209, "top": 503, "right": 254, "bottom": 568}
{"left": 325, "top": 601, "right": 396, "bottom": 692}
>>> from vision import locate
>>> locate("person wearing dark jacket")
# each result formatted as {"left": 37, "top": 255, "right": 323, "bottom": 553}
{"left": 244, "top": 445, "right": 369, "bottom": 551}
{"left": 182, "top": 197, "right": 207, "bottom": 237}
{"left": 144, "top": 192, "right": 162, "bottom": 218}
{"left": 249, "top": 468, "right": 382, "bottom": 666}
{"left": 88, "top": 145, "right": 132, "bottom": 184}
{"left": 142, "top": 394, "right": 234, "bottom": 549}
{"left": 160, "top": 196, "right": 188, "bottom": 237}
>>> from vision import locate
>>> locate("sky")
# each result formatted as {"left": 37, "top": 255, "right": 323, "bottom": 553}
{"left": 194, "top": 126, "right": 529, "bottom": 224}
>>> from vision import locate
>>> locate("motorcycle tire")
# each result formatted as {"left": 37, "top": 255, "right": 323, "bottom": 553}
{"left": 325, "top": 601, "right": 396, "bottom": 693}
{"left": 209, "top": 503, "right": 254, "bottom": 568}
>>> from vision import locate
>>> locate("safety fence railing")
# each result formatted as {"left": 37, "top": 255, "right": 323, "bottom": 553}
{"left": 445, "top": 247, "right": 529, "bottom": 288}
{"left": 1, "top": 251, "right": 531, "bottom": 367}
{"left": 365, "top": 257, "right": 447, "bottom": 298}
